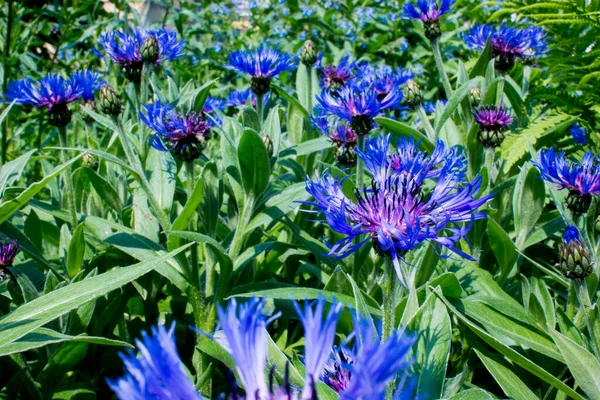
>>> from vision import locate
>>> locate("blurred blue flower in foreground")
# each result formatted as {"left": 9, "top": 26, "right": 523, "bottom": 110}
{"left": 570, "top": 123, "right": 587, "bottom": 145}
{"left": 107, "top": 323, "right": 202, "bottom": 400}
{"left": 0, "top": 238, "right": 19, "bottom": 281}
{"left": 5, "top": 71, "right": 104, "bottom": 126}
{"left": 464, "top": 23, "right": 547, "bottom": 73}
{"left": 305, "top": 135, "right": 489, "bottom": 285}
{"left": 140, "top": 101, "right": 211, "bottom": 162}
{"left": 226, "top": 47, "right": 295, "bottom": 96}
{"left": 403, "top": 0, "right": 455, "bottom": 39}
{"left": 534, "top": 148, "right": 600, "bottom": 215}
{"left": 96, "top": 29, "right": 185, "bottom": 82}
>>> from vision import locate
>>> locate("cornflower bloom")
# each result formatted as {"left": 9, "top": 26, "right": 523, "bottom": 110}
{"left": 403, "top": 0, "right": 455, "bottom": 39}
{"left": 226, "top": 47, "right": 295, "bottom": 96}
{"left": 559, "top": 226, "right": 593, "bottom": 280}
{"left": 464, "top": 23, "right": 547, "bottom": 73}
{"left": 0, "top": 239, "right": 19, "bottom": 281}
{"left": 317, "top": 55, "right": 356, "bottom": 92}
{"left": 315, "top": 84, "right": 401, "bottom": 135}
{"left": 96, "top": 29, "right": 185, "bottom": 82}
{"left": 4, "top": 71, "right": 104, "bottom": 127}
{"left": 570, "top": 123, "right": 587, "bottom": 145}
{"left": 311, "top": 113, "right": 358, "bottom": 165}
{"left": 356, "top": 64, "right": 413, "bottom": 108}
{"left": 533, "top": 148, "right": 600, "bottom": 215}
{"left": 473, "top": 105, "right": 513, "bottom": 147}
{"left": 140, "top": 101, "right": 211, "bottom": 162}
{"left": 304, "top": 135, "right": 489, "bottom": 285}
{"left": 107, "top": 323, "right": 203, "bottom": 400}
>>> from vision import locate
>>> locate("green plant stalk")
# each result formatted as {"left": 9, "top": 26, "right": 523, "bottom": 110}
{"left": 204, "top": 245, "right": 217, "bottom": 330}
{"left": 1, "top": 0, "right": 13, "bottom": 164}
{"left": 256, "top": 93, "right": 264, "bottom": 129}
{"left": 111, "top": 116, "right": 172, "bottom": 231}
{"left": 485, "top": 147, "right": 498, "bottom": 188}
{"left": 522, "top": 66, "right": 531, "bottom": 95}
{"left": 353, "top": 135, "right": 367, "bottom": 278}
{"left": 575, "top": 279, "right": 600, "bottom": 357}
{"left": 135, "top": 64, "right": 150, "bottom": 157}
{"left": 58, "top": 126, "right": 78, "bottom": 228}
{"left": 185, "top": 161, "right": 199, "bottom": 283}
{"left": 496, "top": 77, "right": 505, "bottom": 107}
{"left": 431, "top": 38, "right": 453, "bottom": 97}
{"left": 306, "top": 65, "right": 313, "bottom": 112}
{"left": 228, "top": 194, "right": 255, "bottom": 260}
{"left": 416, "top": 104, "right": 436, "bottom": 141}
{"left": 382, "top": 257, "right": 397, "bottom": 343}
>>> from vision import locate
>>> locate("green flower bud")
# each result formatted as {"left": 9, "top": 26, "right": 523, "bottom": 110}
{"left": 559, "top": 227, "right": 593, "bottom": 280}
{"left": 262, "top": 134, "right": 274, "bottom": 157}
{"left": 403, "top": 80, "right": 423, "bottom": 107}
{"left": 300, "top": 40, "right": 318, "bottom": 67}
{"left": 140, "top": 36, "right": 160, "bottom": 63}
{"left": 469, "top": 87, "right": 481, "bottom": 106}
{"left": 477, "top": 129, "right": 506, "bottom": 148}
{"left": 82, "top": 152, "right": 98, "bottom": 171}
{"left": 97, "top": 85, "right": 122, "bottom": 117}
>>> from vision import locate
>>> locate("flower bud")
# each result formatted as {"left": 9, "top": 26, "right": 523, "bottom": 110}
{"left": 424, "top": 20, "right": 442, "bottom": 40}
{"left": 0, "top": 239, "right": 19, "bottom": 281}
{"left": 300, "top": 40, "right": 318, "bottom": 67}
{"left": 140, "top": 36, "right": 160, "bottom": 64}
{"left": 559, "top": 226, "right": 593, "bottom": 280}
{"left": 566, "top": 189, "right": 592, "bottom": 216}
{"left": 477, "top": 129, "right": 506, "bottom": 148}
{"left": 48, "top": 103, "right": 72, "bottom": 127}
{"left": 261, "top": 134, "right": 274, "bottom": 157}
{"left": 469, "top": 87, "right": 481, "bottom": 106}
{"left": 403, "top": 80, "right": 423, "bottom": 107}
{"left": 82, "top": 152, "right": 99, "bottom": 171}
{"left": 97, "top": 85, "right": 122, "bottom": 117}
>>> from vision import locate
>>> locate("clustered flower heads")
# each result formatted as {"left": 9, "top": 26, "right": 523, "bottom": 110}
{"left": 533, "top": 148, "right": 600, "bottom": 215}
{"left": 140, "top": 101, "right": 212, "bottom": 162}
{"left": 403, "top": 0, "right": 455, "bottom": 39}
{"left": 108, "top": 297, "right": 416, "bottom": 400}
{"left": 5, "top": 71, "right": 104, "bottom": 127}
{"left": 473, "top": 104, "right": 513, "bottom": 147}
{"left": 305, "top": 135, "right": 489, "bottom": 286}
{"left": 227, "top": 47, "right": 296, "bottom": 96}
{"left": 464, "top": 23, "right": 547, "bottom": 73}
{"left": 96, "top": 28, "right": 185, "bottom": 82}
{"left": 559, "top": 226, "right": 593, "bottom": 280}
{"left": 0, "top": 239, "right": 19, "bottom": 281}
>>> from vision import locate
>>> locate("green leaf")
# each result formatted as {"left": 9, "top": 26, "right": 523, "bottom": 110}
{"left": 513, "top": 163, "right": 546, "bottom": 248}
{"left": 0, "top": 154, "right": 83, "bottom": 225}
{"left": 0, "top": 327, "right": 132, "bottom": 357}
{"left": 475, "top": 349, "right": 538, "bottom": 400}
{"left": 0, "top": 244, "right": 190, "bottom": 349}
{"left": 246, "top": 182, "right": 309, "bottom": 232}
{"left": 279, "top": 136, "right": 333, "bottom": 159}
{"left": 487, "top": 219, "right": 518, "bottom": 284}
{"left": 146, "top": 150, "right": 176, "bottom": 213}
{"left": 39, "top": 341, "right": 88, "bottom": 399}
{"left": 0, "top": 150, "right": 36, "bottom": 197}
{"left": 435, "top": 77, "right": 483, "bottom": 136}
{"left": 374, "top": 117, "right": 434, "bottom": 152}
{"left": 238, "top": 129, "right": 270, "bottom": 196}
{"left": 79, "top": 105, "right": 118, "bottom": 131}
{"left": 407, "top": 295, "right": 452, "bottom": 398}
{"left": 66, "top": 223, "right": 86, "bottom": 279}
{"left": 469, "top": 38, "right": 492, "bottom": 78}
{"left": 83, "top": 167, "right": 123, "bottom": 213}
{"left": 448, "top": 389, "right": 494, "bottom": 400}
{"left": 241, "top": 106, "right": 261, "bottom": 133}
{"left": 272, "top": 83, "right": 309, "bottom": 117}
{"left": 551, "top": 330, "right": 600, "bottom": 400}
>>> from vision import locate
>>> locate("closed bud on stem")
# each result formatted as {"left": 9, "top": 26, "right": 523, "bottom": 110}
{"left": 82, "top": 152, "right": 99, "bottom": 171}
{"left": 403, "top": 80, "right": 423, "bottom": 107}
{"left": 469, "top": 87, "right": 481, "bottom": 106}
{"left": 97, "top": 85, "right": 122, "bottom": 117}
{"left": 140, "top": 36, "right": 160, "bottom": 64}
{"left": 262, "top": 134, "right": 274, "bottom": 157}
{"left": 300, "top": 40, "right": 318, "bottom": 67}
{"left": 559, "top": 226, "right": 593, "bottom": 280}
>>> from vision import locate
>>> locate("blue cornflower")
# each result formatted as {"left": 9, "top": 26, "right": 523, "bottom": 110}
{"left": 0, "top": 238, "right": 19, "bottom": 281}
{"left": 317, "top": 55, "right": 356, "bottom": 91}
{"left": 97, "top": 28, "right": 185, "bottom": 81}
{"left": 559, "top": 226, "right": 593, "bottom": 280}
{"left": 356, "top": 64, "right": 413, "bottom": 109}
{"left": 304, "top": 135, "right": 489, "bottom": 285}
{"left": 216, "top": 297, "right": 343, "bottom": 399}
{"left": 464, "top": 23, "right": 547, "bottom": 73}
{"left": 4, "top": 71, "right": 103, "bottom": 127}
{"left": 312, "top": 113, "right": 358, "bottom": 165}
{"left": 226, "top": 88, "right": 256, "bottom": 108}
{"left": 316, "top": 83, "right": 401, "bottom": 135}
{"left": 570, "top": 123, "right": 587, "bottom": 145}
{"left": 473, "top": 105, "right": 513, "bottom": 147}
{"left": 403, "top": 0, "right": 455, "bottom": 39}
{"left": 107, "top": 323, "right": 203, "bottom": 400}
{"left": 226, "top": 47, "right": 295, "bottom": 96}
{"left": 325, "top": 318, "right": 415, "bottom": 399}
{"left": 140, "top": 101, "right": 211, "bottom": 161}
{"left": 202, "top": 97, "right": 226, "bottom": 127}
{"left": 533, "top": 148, "right": 600, "bottom": 214}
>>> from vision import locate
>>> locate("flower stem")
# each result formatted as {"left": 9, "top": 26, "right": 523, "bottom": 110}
{"left": 228, "top": 195, "right": 255, "bottom": 260}
{"left": 496, "top": 77, "right": 505, "bottom": 107}
{"left": 356, "top": 134, "right": 366, "bottom": 189}
{"left": 306, "top": 65, "right": 313, "bottom": 112}
{"left": 431, "top": 38, "right": 453, "bottom": 98}
{"left": 522, "top": 66, "right": 530, "bottom": 95}
{"left": 256, "top": 93, "right": 264, "bottom": 130}
{"left": 382, "top": 257, "right": 397, "bottom": 342}
{"left": 58, "top": 126, "right": 78, "bottom": 228}
{"left": 112, "top": 116, "right": 171, "bottom": 231}
{"left": 416, "top": 104, "right": 436, "bottom": 141}
{"left": 185, "top": 161, "right": 199, "bottom": 277}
